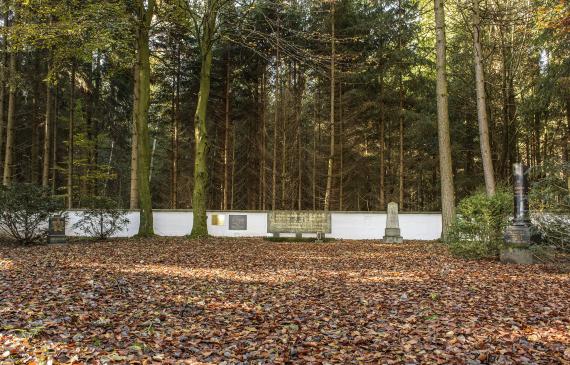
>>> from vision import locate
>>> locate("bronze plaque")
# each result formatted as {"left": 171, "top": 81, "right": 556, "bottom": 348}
{"left": 268, "top": 211, "right": 331, "bottom": 234}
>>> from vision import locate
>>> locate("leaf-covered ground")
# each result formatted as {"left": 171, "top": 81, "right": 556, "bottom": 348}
{"left": 1, "top": 238, "right": 569, "bottom": 364}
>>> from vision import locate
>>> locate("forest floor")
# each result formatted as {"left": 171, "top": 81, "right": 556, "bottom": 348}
{"left": 1, "top": 238, "right": 569, "bottom": 364}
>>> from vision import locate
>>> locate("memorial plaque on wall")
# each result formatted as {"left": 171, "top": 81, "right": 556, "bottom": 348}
{"left": 48, "top": 216, "right": 67, "bottom": 244}
{"left": 229, "top": 215, "right": 247, "bottom": 230}
{"left": 268, "top": 211, "right": 331, "bottom": 233}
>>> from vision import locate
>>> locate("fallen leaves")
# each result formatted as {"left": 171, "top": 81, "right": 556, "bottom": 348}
{"left": 0, "top": 238, "right": 569, "bottom": 364}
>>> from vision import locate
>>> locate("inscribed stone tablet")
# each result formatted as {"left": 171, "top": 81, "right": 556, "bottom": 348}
{"left": 229, "top": 215, "right": 247, "bottom": 230}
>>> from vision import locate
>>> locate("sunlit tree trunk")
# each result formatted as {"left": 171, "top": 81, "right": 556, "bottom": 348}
{"left": 223, "top": 55, "right": 230, "bottom": 210}
{"left": 170, "top": 43, "right": 180, "bottom": 209}
{"left": 135, "top": 0, "right": 155, "bottom": 236}
{"left": 378, "top": 70, "right": 385, "bottom": 210}
{"left": 324, "top": 1, "right": 335, "bottom": 211}
{"left": 191, "top": 0, "right": 217, "bottom": 237}
{"left": 339, "top": 81, "right": 343, "bottom": 211}
{"left": 472, "top": 0, "right": 496, "bottom": 196}
{"left": 2, "top": 39, "right": 15, "bottom": 186}
{"left": 68, "top": 62, "right": 75, "bottom": 208}
{"left": 42, "top": 60, "right": 53, "bottom": 188}
{"left": 434, "top": 0, "right": 456, "bottom": 239}
{"left": 130, "top": 62, "right": 139, "bottom": 209}
{"left": 272, "top": 27, "right": 280, "bottom": 211}
{"left": 0, "top": 12, "right": 6, "bottom": 176}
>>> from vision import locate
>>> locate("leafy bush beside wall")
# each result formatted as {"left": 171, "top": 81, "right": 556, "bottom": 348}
{"left": 72, "top": 196, "right": 129, "bottom": 240}
{"left": 447, "top": 189, "right": 512, "bottom": 259}
{"left": 0, "top": 184, "right": 63, "bottom": 244}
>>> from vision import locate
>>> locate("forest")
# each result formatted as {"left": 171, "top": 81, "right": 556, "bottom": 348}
{"left": 0, "top": 0, "right": 568, "bottom": 237}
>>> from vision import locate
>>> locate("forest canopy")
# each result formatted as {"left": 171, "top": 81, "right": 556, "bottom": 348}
{"left": 0, "top": 0, "right": 567, "bottom": 216}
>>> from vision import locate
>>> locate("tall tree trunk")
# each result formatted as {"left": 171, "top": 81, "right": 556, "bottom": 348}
{"left": 296, "top": 65, "right": 302, "bottom": 211}
{"left": 398, "top": 74, "right": 404, "bottom": 209}
{"left": 397, "top": 0, "right": 404, "bottom": 209}
{"left": 135, "top": 0, "right": 155, "bottom": 236}
{"left": 378, "top": 70, "right": 385, "bottom": 210}
{"left": 324, "top": 1, "right": 335, "bottom": 211}
{"left": 191, "top": 0, "right": 217, "bottom": 237}
{"left": 272, "top": 29, "right": 280, "bottom": 211}
{"left": 42, "top": 62, "right": 53, "bottom": 188}
{"left": 171, "top": 43, "right": 180, "bottom": 209}
{"left": 223, "top": 55, "right": 230, "bottom": 210}
{"left": 52, "top": 83, "right": 59, "bottom": 194}
{"left": 312, "top": 98, "right": 317, "bottom": 210}
{"left": 472, "top": 0, "right": 496, "bottom": 196}
{"left": 130, "top": 62, "right": 139, "bottom": 209}
{"left": 434, "top": 0, "right": 456, "bottom": 239}
{"left": 260, "top": 67, "right": 266, "bottom": 210}
{"left": 2, "top": 43, "right": 15, "bottom": 186}
{"left": 68, "top": 62, "right": 75, "bottom": 208}
{"left": 0, "top": 12, "right": 6, "bottom": 176}
{"left": 339, "top": 81, "right": 343, "bottom": 211}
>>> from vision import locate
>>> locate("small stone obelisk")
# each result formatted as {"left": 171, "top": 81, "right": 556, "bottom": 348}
{"left": 383, "top": 202, "right": 403, "bottom": 243}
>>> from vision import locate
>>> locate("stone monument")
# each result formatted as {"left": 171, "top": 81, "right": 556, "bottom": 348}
{"left": 383, "top": 202, "right": 403, "bottom": 243}
{"left": 48, "top": 216, "right": 67, "bottom": 244}
{"left": 501, "top": 163, "right": 535, "bottom": 264}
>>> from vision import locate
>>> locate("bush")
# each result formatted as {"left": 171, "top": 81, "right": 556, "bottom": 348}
{"left": 73, "top": 196, "right": 129, "bottom": 240}
{"left": 529, "top": 160, "right": 570, "bottom": 252}
{"left": 0, "top": 184, "right": 63, "bottom": 244}
{"left": 447, "top": 189, "right": 511, "bottom": 259}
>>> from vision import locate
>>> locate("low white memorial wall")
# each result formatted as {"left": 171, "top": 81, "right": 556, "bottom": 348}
{"left": 65, "top": 210, "right": 443, "bottom": 240}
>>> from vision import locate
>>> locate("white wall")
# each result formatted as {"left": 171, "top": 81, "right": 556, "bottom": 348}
{"left": 65, "top": 211, "right": 442, "bottom": 241}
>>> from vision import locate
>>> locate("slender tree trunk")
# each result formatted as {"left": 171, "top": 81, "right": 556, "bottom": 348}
{"left": 261, "top": 68, "right": 266, "bottom": 210}
{"left": 42, "top": 63, "right": 53, "bottom": 188}
{"left": 272, "top": 30, "right": 280, "bottom": 211}
{"left": 231, "top": 127, "right": 235, "bottom": 210}
{"left": 68, "top": 62, "right": 75, "bottom": 208}
{"left": 0, "top": 13, "right": 6, "bottom": 176}
{"left": 312, "top": 98, "right": 317, "bottom": 210}
{"left": 171, "top": 43, "right": 180, "bottom": 209}
{"left": 296, "top": 66, "right": 302, "bottom": 211}
{"left": 397, "top": 0, "right": 405, "bottom": 209}
{"left": 434, "top": 0, "right": 456, "bottom": 239}
{"left": 130, "top": 62, "right": 139, "bottom": 209}
{"left": 223, "top": 55, "right": 230, "bottom": 210}
{"left": 2, "top": 45, "right": 15, "bottom": 186}
{"left": 398, "top": 74, "right": 404, "bottom": 209}
{"left": 378, "top": 70, "right": 385, "bottom": 210}
{"left": 324, "top": 2, "right": 335, "bottom": 211}
{"left": 339, "top": 81, "right": 344, "bottom": 211}
{"left": 191, "top": 0, "right": 217, "bottom": 237}
{"left": 52, "top": 83, "right": 59, "bottom": 195}
{"left": 472, "top": 0, "right": 496, "bottom": 196}
{"left": 135, "top": 0, "right": 155, "bottom": 236}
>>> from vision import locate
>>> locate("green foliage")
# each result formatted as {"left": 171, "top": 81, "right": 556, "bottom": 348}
{"left": 529, "top": 160, "right": 570, "bottom": 252}
{"left": 72, "top": 196, "right": 129, "bottom": 240}
{"left": 0, "top": 184, "right": 63, "bottom": 244}
{"left": 447, "top": 189, "right": 512, "bottom": 259}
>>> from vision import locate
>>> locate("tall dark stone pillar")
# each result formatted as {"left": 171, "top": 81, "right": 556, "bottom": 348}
{"left": 504, "top": 163, "right": 532, "bottom": 246}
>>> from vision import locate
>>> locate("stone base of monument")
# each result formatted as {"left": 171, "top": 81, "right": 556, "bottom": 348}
{"left": 383, "top": 228, "right": 403, "bottom": 244}
{"left": 504, "top": 224, "right": 531, "bottom": 245}
{"left": 500, "top": 246, "right": 537, "bottom": 265}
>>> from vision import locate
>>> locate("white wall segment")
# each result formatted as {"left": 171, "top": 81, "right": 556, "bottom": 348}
{"left": 65, "top": 210, "right": 442, "bottom": 241}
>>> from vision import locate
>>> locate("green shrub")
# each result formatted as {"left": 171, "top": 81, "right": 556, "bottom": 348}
{"left": 73, "top": 196, "right": 129, "bottom": 240}
{"left": 0, "top": 184, "right": 63, "bottom": 244}
{"left": 447, "top": 189, "right": 511, "bottom": 259}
